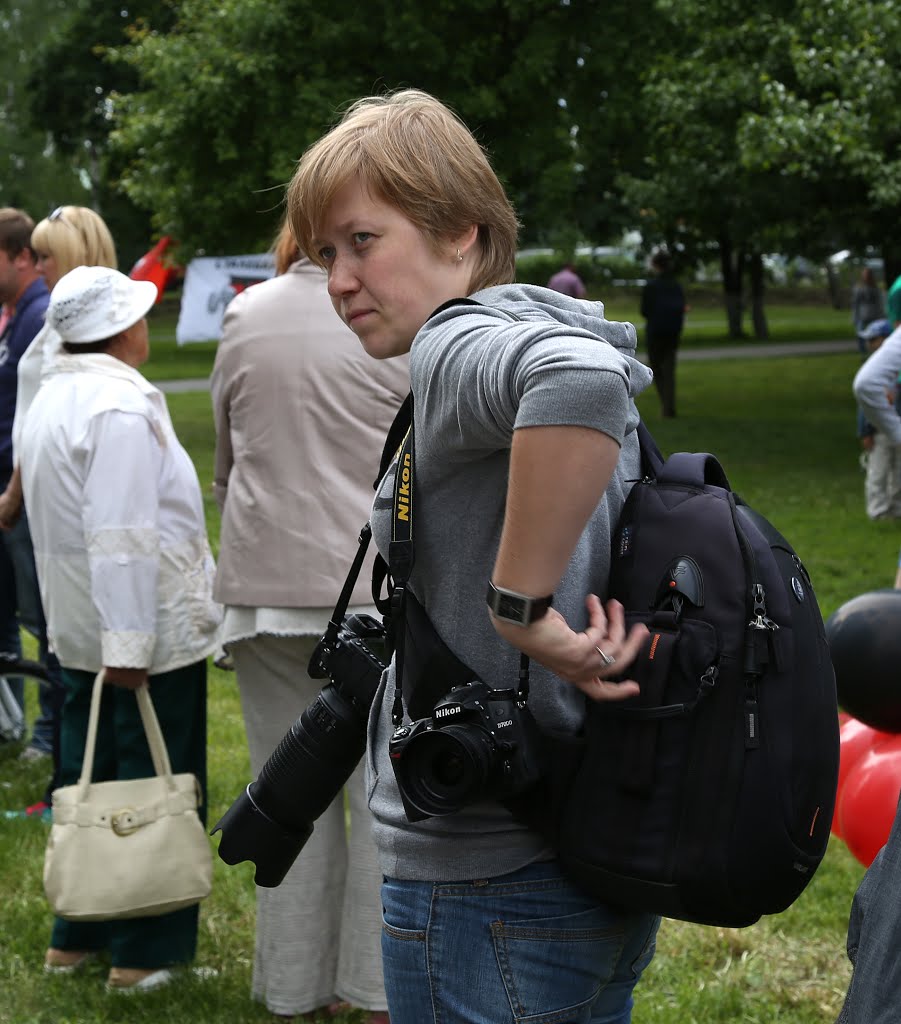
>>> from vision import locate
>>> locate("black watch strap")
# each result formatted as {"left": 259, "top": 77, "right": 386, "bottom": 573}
{"left": 486, "top": 582, "right": 553, "bottom": 626}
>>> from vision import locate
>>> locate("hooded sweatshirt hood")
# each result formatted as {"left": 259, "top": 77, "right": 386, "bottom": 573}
{"left": 471, "top": 283, "right": 652, "bottom": 399}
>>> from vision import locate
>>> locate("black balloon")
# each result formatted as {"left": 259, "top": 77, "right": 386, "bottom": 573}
{"left": 826, "top": 589, "right": 901, "bottom": 733}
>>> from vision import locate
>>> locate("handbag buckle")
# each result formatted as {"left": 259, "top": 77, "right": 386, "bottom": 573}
{"left": 111, "top": 808, "right": 140, "bottom": 836}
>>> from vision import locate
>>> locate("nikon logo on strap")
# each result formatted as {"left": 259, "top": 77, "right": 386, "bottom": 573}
{"left": 397, "top": 452, "right": 412, "bottom": 521}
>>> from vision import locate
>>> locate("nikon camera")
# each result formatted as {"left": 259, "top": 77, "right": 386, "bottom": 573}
{"left": 388, "top": 679, "right": 544, "bottom": 822}
{"left": 212, "top": 614, "right": 387, "bottom": 887}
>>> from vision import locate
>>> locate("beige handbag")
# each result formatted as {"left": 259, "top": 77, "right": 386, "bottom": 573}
{"left": 44, "top": 670, "right": 213, "bottom": 921}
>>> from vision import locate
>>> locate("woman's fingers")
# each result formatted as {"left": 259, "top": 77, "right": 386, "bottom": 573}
{"left": 575, "top": 676, "right": 640, "bottom": 702}
{"left": 490, "top": 594, "right": 649, "bottom": 698}
{"left": 581, "top": 596, "right": 646, "bottom": 680}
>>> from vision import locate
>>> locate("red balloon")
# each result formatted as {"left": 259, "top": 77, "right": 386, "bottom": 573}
{"left": 839, "top": 737, "right": 901, "bottom": 867}
{"left": 833, "top": 718, "right": 894, "bottom": 838}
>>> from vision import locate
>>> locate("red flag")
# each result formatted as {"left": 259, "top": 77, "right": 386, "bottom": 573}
{"left": 129, "top": 236, "right": 178, "bottom": 303}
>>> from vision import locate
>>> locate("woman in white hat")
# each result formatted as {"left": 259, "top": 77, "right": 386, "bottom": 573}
{"left": 18, "top": 265, "right": 221, "bottom": 993}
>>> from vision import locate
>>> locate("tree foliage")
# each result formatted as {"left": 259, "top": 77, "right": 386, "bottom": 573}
{"left": 613, "top": 0, "right": 860, "bottom": 336}
{"left": 737, "top": 0, "right": 901, "bottom": 281}
{"left": 0, "top": 0, "right": 87, "bottom": 217}
{"left": 10, "top": 0, "right": 899, "bottom": 317}
{"left": 23, "top": 0, "right": 177, "bottom": 267}
{"left": 107, "top": 0, "right": 651, "bottom": 257}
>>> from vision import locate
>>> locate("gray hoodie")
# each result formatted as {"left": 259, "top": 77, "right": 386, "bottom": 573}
{"left": 366, "top": 284, "right": 653, "bottom": 881}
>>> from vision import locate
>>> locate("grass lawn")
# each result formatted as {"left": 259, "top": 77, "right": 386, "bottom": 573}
{"left": 0, "top": 335, "right": 886, "bottom": 1021}
{"left": 142, "top": 287, "right": 858, "bottom": 385}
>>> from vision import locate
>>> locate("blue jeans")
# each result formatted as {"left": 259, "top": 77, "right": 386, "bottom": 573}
{"left": 838, "top": 793, "right": 901, "bottom": 1022}
{"left": 0, "top": 531, "right": 23, "bottom": 721}
{"left": 3, "top": 511, "right": 64, "bottom": 755}
{"left": 381, "top": 860, "right": 659, "bottom": 1024}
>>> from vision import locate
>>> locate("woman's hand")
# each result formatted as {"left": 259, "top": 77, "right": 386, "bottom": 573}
{"left": 0, "top": 488, "right": 21, "bottom": 530}
{"left": 490, "top": 594, "right": 647, "bottom": 702}
{"left": 104, "top": 666, "right": 149, "bottom": 690}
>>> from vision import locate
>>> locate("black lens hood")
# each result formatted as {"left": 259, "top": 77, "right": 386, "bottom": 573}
{"left": 211, "top": 784, "right": 313, "bottom": 888}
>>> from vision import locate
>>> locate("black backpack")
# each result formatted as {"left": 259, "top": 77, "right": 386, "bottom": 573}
{"left": 555, "top": 424, "right": 840, "bottom": 927}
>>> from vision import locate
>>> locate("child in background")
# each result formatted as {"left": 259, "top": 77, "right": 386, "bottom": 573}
{"left": 855, "top": 319, "right": 901, "bottom": 519}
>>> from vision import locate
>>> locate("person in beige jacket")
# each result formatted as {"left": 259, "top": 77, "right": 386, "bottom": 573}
{"left": 211, "top": 219, "right": 408, "bottom": 1022}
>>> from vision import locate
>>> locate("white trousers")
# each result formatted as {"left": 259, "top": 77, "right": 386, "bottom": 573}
{"left": 865, "top": 433, "right": 901, "bottom": 519}
{"left": 232, "top": 633, "right": 387, "bottom": 1015}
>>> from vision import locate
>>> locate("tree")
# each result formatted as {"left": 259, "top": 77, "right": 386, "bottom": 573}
{"left": 615, "top": 0, "right": 833, "bottom": 339}
{"left": 0, "top": 1, "right": 87, "bottom": 219}
{"left": 737, "top": 0, "right": 901, "bottom": 285}
{"left": 107, "top": 0, "right": 651, "bottom": 257}
{"left": 24, "top": 0, "right": 177, "bottom": 267}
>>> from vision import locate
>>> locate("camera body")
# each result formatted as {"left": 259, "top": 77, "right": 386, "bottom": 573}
{"left": 388, "top": 679, "right": 543, "bottom": 822}
{"left": 308, "top": 613, "right": 389, "bottom": 710}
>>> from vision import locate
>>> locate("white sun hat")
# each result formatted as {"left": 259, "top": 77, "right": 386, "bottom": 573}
{"left": 47, "top": 266, "right": 157, "bottom": 345}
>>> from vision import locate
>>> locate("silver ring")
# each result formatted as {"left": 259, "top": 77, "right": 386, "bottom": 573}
{"left": 595, "top": 645, "right": 616, "bottom": 667}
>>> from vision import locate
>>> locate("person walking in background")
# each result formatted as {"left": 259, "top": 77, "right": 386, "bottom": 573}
{"left": 640, "top": 249, "right": 686, "bottom": 419}
{"left": 853, "top": 319, "right": 901, "bottom": 519}
{"left": 854, "top": 319, "right": 901, "bottom": 519}
{"left": 851, "top": 266, "right": 885, "bottom": 352}
{"left": 19, "top": 266, "right": 220, "bottom": 992}
{"left": 887, "top": 272, "right": 901, "bottom": 328}
{"left": 547, "top": 262, "right": 587, "bottom": 298}
{"left": 0, "top": 206, "right": 115, "bottom": 813}
{"left": 211, "top": 218, "right": 407, "bottom": 1022}
{"left": 0, "top": 208, "right": 51, "bottom": 777}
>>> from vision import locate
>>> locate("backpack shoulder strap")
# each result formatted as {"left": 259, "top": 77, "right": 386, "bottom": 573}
{"left": 657, "top": 450, "right": 731, "bottom": 490}
{"left": 636, "top": 420, "right": 665, "bottom": 478}
{"left": 636, "top": 421, "right": 731, "bottom": 489}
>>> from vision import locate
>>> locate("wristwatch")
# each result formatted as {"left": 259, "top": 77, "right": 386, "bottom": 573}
{"left": 486, "top": 582, "right": 553, "bottom": 626}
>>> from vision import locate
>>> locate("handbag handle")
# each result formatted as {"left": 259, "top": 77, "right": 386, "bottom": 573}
{"left": 76, "top": 670, "right": 176, "bottom": 801}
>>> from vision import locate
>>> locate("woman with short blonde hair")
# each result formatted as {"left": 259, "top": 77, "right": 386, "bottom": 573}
{"left": 284, "top": 90, "right": 658, "bottom": 1023}
{"left": 288, "top": 90, "right": 519, "bottom": 295}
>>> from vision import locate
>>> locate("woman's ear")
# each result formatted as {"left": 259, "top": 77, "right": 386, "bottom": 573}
{"left": 455, "top": 224, "right": 479, "bottom": 258}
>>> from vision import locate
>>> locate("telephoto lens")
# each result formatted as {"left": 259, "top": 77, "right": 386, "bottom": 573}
{"left": 212, "top": 684, "right": 367, "bottom": 887}
{"left": 212, "top": 613, "right": 388, "bottom": 887}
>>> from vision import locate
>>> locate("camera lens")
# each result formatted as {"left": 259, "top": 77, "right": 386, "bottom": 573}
{"left": 253, "top": 684, "right": 366, "bottom": 831}
{"left": 433, "top": 749, "right": 466, "bottom": 787}
{"left": 395, "top": 725, "right": 495, "bottom": 817}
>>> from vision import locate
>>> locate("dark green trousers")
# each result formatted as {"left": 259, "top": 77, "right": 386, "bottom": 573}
{"left": 50, "top": 660, "right": 208, "bottom": 969}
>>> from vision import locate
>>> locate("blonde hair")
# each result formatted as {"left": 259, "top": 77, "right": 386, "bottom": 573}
{"left": 31, "top": 206, "right": 117, "bottom": 277}
{"left": 272, "top": 216, "right": 300, "bottom": 276}
{"left": 287, "top": 90, "right": 519, "bottom": 293}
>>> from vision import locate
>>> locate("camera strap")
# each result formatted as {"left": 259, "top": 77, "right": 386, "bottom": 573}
{"left": 316, "top": 392, "right": 414, "bottom": 661}
{"left": 383, "top": 365, "right": 532, "bottom": 725}
{"left": 320, "top": 522, "right": 375, "bottom": 650}
{"left": 388, "top": 417, "right": 415, "bottom": 727}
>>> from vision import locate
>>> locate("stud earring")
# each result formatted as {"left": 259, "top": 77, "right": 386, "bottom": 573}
{"left": 455, "top": 248, "right": 463, "bottom": 263}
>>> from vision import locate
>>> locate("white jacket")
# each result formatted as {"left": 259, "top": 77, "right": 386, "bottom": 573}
{"left": 19, "top": 352, "right": 221, "bottom": 673}
{"left": 11, "top": 320, "right": 61, "bottom": 463}
{"left": 854, "top": 325, "right": 901, "bottom": 445}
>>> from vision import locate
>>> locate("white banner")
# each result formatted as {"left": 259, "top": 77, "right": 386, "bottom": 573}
{"left": 175, "top": 253, "right": 276, "bottom": 344}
